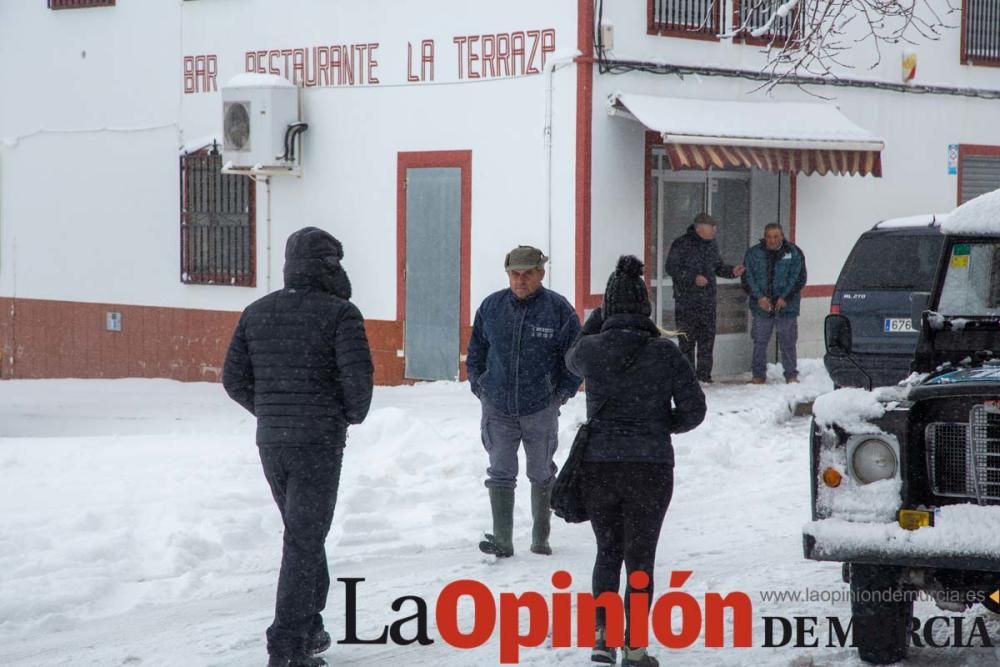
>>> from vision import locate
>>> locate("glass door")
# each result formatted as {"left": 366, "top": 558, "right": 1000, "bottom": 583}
{"left": 650, "top": 160, "right": 752, "bottom": 377}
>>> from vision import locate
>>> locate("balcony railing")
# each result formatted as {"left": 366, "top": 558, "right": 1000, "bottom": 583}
{"left": 733, "top": 0, "right": 804, "bottom": 45}
{"left": 964, "top": 0, "right": 1000, "bottom": 64}
{"left": 649, "top": 0, "right": 721, "bottom": 39}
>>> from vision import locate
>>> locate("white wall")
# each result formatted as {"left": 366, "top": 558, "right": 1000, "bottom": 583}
{"left": 590, "top": 0, "right": 1000, "bottom": 290}
{"left": 0, "top": 0, "right": 579, "bottom": 325}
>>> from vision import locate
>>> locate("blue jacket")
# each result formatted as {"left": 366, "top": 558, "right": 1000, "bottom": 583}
{"left": 742, "top": 239, "right": 807, "bottom": 317}
{"left": 467, "top": 286, "right": 582, "bottom": 416}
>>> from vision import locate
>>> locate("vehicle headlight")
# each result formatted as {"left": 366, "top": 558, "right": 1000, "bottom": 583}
{"left": 850, "top": 437, "right": 898, "bottom": 484}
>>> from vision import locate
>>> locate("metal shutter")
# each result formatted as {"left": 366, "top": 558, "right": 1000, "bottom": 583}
{"left": 961, "top": 155, "right": 1000, "bottom": 204}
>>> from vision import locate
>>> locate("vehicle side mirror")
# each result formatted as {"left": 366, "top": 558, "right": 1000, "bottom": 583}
{"left": 910, "top": 292, "right": 931, "bottom": 331}
{"left": 825, "top": 314, "right": 852, "bottom": 357}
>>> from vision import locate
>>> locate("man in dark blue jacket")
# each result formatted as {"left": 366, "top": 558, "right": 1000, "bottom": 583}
{"left": 223, "top": 227, "right": 373, "bottom": 667}
{"left": 665, "top": 213, "right": 745, "bottom": 383}
{"left": 467, "top": 245, "right": 582, "bottom": 558}
{"left": 743, "top": 223, "right": 806, "bottom": 384}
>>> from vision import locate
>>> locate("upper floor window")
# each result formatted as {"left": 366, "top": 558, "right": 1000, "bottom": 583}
{"left": 733, "top": 0, "right": 805, "bottom": 46}
{"left": 962, "top": 0, "right": 1000, "bottom": 65}
{"left": 49, "top": 0, "right": 114, "bottom": 9}
{"left": 648, "top": 0, "right": 721, "bottom": 40}
{"left": 180, "top": 147, "right": 256, "bottom": 287}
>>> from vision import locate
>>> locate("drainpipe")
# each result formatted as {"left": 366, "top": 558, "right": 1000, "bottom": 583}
{"left": 543, "top": 50, "right": 581, "bottom": 289}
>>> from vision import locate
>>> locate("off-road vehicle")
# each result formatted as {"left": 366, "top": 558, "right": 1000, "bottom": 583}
{"left": 804, "top": 191, "right": 1000, "bottom": 664}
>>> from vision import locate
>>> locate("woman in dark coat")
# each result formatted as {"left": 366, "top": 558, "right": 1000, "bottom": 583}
{"left": 565, "top": 255, "right": 707, "bottom": 667}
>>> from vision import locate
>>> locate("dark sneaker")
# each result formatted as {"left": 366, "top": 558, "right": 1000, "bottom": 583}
{"left": 622, "top": 646, "right": 659, "bottom": 666}
{"left": 591, "top": 628, "right": 617, "bottom": 664}
{"left": 478, "top": 533, "right": 514, "bottom": 558}
{"left": 267, "top": 655, "right": 327, "bottom": 667}
{"left": 307, "top": 630, "right": 331, "bottom": 655}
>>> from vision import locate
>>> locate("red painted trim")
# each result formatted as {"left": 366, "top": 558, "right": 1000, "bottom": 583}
{"left": 788, "top": 172, "right": 797, "bottom": 243}
{"left": 802, "top": 285, "right": 834, "bottom": 298}
{"left": 961, "top": 0, "right": 968, "bottom": 64}
{"left": 958, "top": 144, "right": 1000, "bottom": 205}
{"left": 643, "top": 132, "right": 655, "bottom": 288}
{"left": 575, "top": 0, "right": 595, "bottom": 319}
{"left": 396, "top": 150, "right": 473, "bottom": 333}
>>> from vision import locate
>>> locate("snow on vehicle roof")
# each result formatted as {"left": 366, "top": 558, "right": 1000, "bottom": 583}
{"left": 225, "top": 73, "right": 295, "bottom": 88}
{"left": 940, "top": 188, "right": 1000, "bottom": 236}
{"left": 873, "top": 213, "right": 948, "bottom": 229}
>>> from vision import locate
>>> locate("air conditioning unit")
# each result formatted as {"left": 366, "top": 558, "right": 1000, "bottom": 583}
{"left": 221, "top": 73, "right": 301, "bottom": 171}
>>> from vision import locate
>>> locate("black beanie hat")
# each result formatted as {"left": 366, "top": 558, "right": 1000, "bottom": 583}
{"left": 603, "top": 255, "right": 651, "bottom": 318}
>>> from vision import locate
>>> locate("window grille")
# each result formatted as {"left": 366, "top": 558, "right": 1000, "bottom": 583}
{"left": 180, "top": 149, "right": 256, "bottom": 287}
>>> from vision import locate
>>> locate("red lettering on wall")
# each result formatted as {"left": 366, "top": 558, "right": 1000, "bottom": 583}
{"left": 368, "top": 42, "right": 379, "bottom": 84}
{"left": 467, "top": 35, "right": 480, "bottom": 79}
{"left": 453, "top": 36, "right": 467, "bottom": 79}
{"left": 183, "top": 54, "right": 218, "bottom": 94}
{"left": 481, "top": 35, "right": 496, "bottom": 78}
{"left": 496, "top": 34, "right": 510, "bottom": 77}
{"left": 511, "top": 32, "right": 526, "bottom": 75}
{"left": 526, "top": 30, "right": 541, "bottom": 74}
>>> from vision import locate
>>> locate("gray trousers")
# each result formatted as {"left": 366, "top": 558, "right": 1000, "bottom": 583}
{"left": 480, "top": 398, "right": 560, "bottom": 489}
{"left": 751, "top": 313, "right": 798, "bottom": 380}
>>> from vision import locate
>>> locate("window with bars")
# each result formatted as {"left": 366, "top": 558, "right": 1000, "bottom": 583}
{"left": 180, "top": 149, "right": 256, "bottom": 287}
{"left": 648, "top": 0, "right": 721, "bottom": 39}
{"left": 49, "top": 0, "right": 114, "bottom": 9}
{"left": 733, "top": 0, "right": 805, "bottom": 45}
{"left": 963, "top": 0, "right": 1000, "bottom": 65}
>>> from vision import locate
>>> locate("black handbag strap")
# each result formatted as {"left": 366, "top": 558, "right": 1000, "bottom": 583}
{"left": 587, "top": 338, "right": 649, "bottom": 424}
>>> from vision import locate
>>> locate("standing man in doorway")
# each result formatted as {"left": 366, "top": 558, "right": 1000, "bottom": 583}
{"left": 743, "top": 222, "right": 807, "bottom": 384}
{"left": 467, "top": 245, "right": 581, "bottom": 558}
{"left": 665, "top": 213, "right": 745, "bottom": 383}
{"left": 223, "top": 227, "right": 374, "bottom": 667}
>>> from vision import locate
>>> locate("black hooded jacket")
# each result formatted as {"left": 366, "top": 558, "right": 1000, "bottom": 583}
{"left": 565, "top": 310, "right": 706, "bottom": 464}
{"left": 223, "top": 227, "right": 374, "bottom": 447}
{"left": 664, "top": 225, "right": 738, "bottom": 307}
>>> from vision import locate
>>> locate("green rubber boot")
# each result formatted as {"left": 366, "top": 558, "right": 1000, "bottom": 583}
{"left": 479, "top": 486, "right": 515, "bottom": 558}
{"left": 530, "top": 483, "right": 552, "bottom": 555}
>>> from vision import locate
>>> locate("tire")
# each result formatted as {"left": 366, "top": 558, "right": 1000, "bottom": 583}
{"left": 849, "top": 563, "right": 912, "bottom": 665}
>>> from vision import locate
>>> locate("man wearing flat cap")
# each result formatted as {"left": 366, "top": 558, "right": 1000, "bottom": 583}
{"left": 665, "top": 212, "right": 745, "bottom": 383}
{"left": 467, "top": 245, "right": 582, "bottom": 558}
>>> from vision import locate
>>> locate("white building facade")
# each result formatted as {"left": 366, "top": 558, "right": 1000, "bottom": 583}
{"left": 1, "top": 0, "right": 998, "bottom": 383}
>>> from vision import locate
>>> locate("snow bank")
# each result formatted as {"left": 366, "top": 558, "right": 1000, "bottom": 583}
{"left": 940, "top": 187, "right": 1000, "bottom": 236}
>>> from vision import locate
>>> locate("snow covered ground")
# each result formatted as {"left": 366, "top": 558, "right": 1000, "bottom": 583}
{"left": 2, "top": 360, "right": 999, "bottom": 666}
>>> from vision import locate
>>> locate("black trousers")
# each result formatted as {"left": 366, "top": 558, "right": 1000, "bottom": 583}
{"left": 259, "top": 446, "right": 344, "bottom": 657}
{"left": 581, "top": 462, "right": 674, "bottom": 642}
{"left": 675, "top": 303, "right": 717, "bottom": 381}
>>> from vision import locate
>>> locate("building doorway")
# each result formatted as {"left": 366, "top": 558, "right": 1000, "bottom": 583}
{"left": 648, "top": 150, "right": 789, "bottom": 377}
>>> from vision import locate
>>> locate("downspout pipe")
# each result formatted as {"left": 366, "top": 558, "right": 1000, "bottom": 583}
{"left": 543, "top": 50, "right": 581, "bottom": 289}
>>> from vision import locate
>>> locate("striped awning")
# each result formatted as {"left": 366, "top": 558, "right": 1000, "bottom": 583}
{"left": 611, "top": 93, "right": 885, "bottom": 178}
{"left": 664, "top": 143, "right": 881, "bottom": 177}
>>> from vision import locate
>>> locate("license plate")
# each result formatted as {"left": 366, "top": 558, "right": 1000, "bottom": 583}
{"left": 884, "top": 318, "right": 914, "bottom": 333}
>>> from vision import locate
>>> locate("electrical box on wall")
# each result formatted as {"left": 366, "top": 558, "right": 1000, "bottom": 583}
{"left": 221, "top": 73, "right": 300, "bottom": 169}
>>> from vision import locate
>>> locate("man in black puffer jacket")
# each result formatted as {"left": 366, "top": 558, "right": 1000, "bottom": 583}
{"left": 664, "top": 213, "right": 745, "bottom": 383}
{"left": 223, "top": 227, "right": 373, "bottom": 667}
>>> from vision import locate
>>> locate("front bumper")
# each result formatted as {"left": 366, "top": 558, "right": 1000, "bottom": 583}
{"left": 804, "top": 505, "right": 1000, "bottom": 572}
